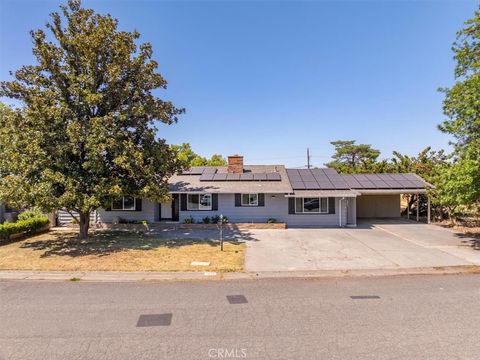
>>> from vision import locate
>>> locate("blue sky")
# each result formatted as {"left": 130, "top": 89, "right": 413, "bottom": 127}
{"left": 0, "top": 0, "right": 477, "bottom": 167}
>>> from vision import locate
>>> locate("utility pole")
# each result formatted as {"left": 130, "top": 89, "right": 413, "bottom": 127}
{"left": 306, "top": 148, "right": 311, "bottom": 169}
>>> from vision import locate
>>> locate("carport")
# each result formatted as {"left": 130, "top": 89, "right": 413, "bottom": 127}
{"left": 285, "top": 169, "right": 432, "bottom": 227}
{"left": 341, "top": 173, "right": 432, "bottom": 224}
{"left": 356, "top": 189, "right": 429, "bottom": 222}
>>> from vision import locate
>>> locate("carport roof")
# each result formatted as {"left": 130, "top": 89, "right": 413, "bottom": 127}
{"left": 286, "top": 169, "right": 431, "bottom": 191}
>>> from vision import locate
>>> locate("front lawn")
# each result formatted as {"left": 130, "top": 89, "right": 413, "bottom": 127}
{"left": 0, "top": 230, "right": 245, "bottom": 272}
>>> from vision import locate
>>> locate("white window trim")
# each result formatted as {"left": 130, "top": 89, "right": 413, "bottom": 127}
{"left": 241, "top": 193, "right": 259, "bottom": 206}
{"left": 111, "top": 196, "right": 136, "bottom": 211}
{"left": 187, "top": 194, "right": 213, "bottom": 211}
{"left": 295, "top": 197, "right": 329, "bottom": 214}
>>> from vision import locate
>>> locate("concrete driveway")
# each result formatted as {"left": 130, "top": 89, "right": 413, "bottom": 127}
{"left": 245, "top": 219, "right": 480, "bottom": 272}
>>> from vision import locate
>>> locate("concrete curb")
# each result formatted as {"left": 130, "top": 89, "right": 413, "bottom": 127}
{"left": 0, "top": 265, "right": 479, "bottom": 282}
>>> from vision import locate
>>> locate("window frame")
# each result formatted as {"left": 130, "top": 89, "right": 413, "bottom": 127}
{"left": 241, "top": 193, "right": 259, "bottom": 206}
{"left": 295, "top": 197, "right": 329, "bottom": 214}
{"left": 111, "top": 196, "right": 137, "bottom": 211}
{"left": 187, "top": 193, "right": 212, "bottom": 211}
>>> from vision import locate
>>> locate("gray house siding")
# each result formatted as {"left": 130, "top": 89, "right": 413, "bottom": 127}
{"left": 96, "top": 199, "right": 158, "bottom": 223}
{"left": 179, "top": 193, "right": 348, "bottom": 227}
{"left": 57, "top": 210, "right": 98, "bottom": 226}
{"left": 57, "top": 199, "right": 158, "bottom": 226}
{"left": 57, "top": 196, "right": 349, "bottom": 227}
{"left": 0, "top": 203, "right": 4, "bottom": 223}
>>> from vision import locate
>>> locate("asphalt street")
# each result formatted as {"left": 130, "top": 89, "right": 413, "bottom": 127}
{"left": 1, "top": 275, "right": 480, "bottom": 360}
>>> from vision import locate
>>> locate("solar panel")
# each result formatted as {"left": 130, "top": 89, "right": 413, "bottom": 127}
{"left": 213, "top": 173, "right": 227, "bottom": 181}
{"left": 300, "top": 170, "right": 315, "bottom": 179}
{"left": 203, "top": 167, "right": 217, "bottom": 174}
{"left": 239, "top": 173, "right": 254, "bottom": 180}
{"left": 266, "top": 172, "right": 281, "bottom": 181}
{"left": 253, "top": 173, "right": 267, "bottom": 181}
{"left": 199, "top": 173, "right": 215, "bottom": 181}
{"left": 326, "top": 177, "right": 349, "bottom": 189}
{"left": 403, "top": 180, "right": 422, "bottom": 188}
{"left": 303, "top": 181, "right": 320, "bottom": 189}
{"left": 384, "top": 180, "right": 402, "bottom": 188}
{"left": 188, "top": 167, "right": 205, "bottom": 175}
{"left": 286, "top": 169, "right": 427, "bottom": 189}
{"left": 291, "top": 181, "right": 306, "bottom": 189}
{"left": 371, "top": 181, "right": 390, "bottom": 189}
{"left": 358, "top": 181, "right": 376, "bottom": 188}
{"left": 367, "top": 174, "right": 382, "bottom": 181}
{"left": 227, "top": 173, "right": 241, "bottom": 180}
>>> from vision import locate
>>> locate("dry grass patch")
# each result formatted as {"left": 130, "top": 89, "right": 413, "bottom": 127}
{"left": 0, "top": 230, "right": 245, "bottom": 272}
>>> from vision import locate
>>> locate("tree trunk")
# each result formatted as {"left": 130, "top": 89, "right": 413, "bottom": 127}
{"left": 78, "top": 211, "right": 90, "bottom": 239}
{"left": 407, "top": 195, "right": 416, "bottom": 217}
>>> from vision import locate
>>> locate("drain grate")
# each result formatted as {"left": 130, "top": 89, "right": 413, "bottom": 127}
{"left": 350, "top": 295, "right": 381, "bottom": 300}
{"left": 226, "top": 295, "right": 248, "bottom": 304}
{"left": 136, "top": 313, "right": 172, "bottom": 327}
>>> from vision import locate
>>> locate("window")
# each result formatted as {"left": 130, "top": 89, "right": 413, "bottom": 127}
{"left": 295, "top": 197, "right": 328, "bottom": 214}
{"left": 187, "top": 194, "right": 212, "bottom": 211}
{"left": 241, "top": 193, "right": 258, "bottom": 206}
{"left": 112, "top": 196, "right": 136, "bottom": 211}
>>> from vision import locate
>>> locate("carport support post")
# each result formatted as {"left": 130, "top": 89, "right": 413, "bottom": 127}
{"left": 407, "top": 195, "right": 410, "bottom": 220}
{"left": 427, "top": 195, "right": 431, "bottom": 224}
{"left": 416, "top": 195, "right": 419, "bottom": 222}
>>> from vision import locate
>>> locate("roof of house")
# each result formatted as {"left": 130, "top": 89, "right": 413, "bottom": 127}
{"left": 168, "top": 164, "right": 431, "bottom": 195}
{"left": 168, "top": 165, "right": 293, "bottom": 193}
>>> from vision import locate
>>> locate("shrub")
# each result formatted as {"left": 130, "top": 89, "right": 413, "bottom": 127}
{"left": 183, "top": 216, "right": 195, "bottom": 224}
{"left": 212, "top": 215, "right": 229, "bottom": 224}
{"left": 202, "top": 216, "right": 211, "bottom": 224}
{"left": 267, "top": 218, "right": 277, "bottom": 224}
{"left": 118, "top": 218, "right": 138, "bottom": 224}
{"left": 0, "top": 216, "right": 50, "bottom": 241}
{"left": 18, "top": 208, "right": 44, "bottom": 221}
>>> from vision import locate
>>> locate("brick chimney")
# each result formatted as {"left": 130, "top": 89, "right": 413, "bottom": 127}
{"left": 228, "top": 155, "right": 244, "bottom": 174}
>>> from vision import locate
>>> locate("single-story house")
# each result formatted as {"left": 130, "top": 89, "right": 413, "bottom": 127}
{"left": 57, "top": 155, "right": 431, "bottom": 227}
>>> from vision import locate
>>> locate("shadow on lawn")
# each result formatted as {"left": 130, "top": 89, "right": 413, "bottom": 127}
{"left": 20, "top": 229, "right": 252, "bottom": 258}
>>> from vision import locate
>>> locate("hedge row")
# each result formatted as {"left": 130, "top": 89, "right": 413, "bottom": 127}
{"left": 0, "top": 216, "right": 50, "bottom": 241}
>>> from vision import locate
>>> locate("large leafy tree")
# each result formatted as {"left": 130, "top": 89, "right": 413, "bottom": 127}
{"left": 326, "top": 140, "right": 381, "bottom": 173}
{"left": 389, "top": 147, "right": 450, "bottom": 217}
{"left": 438, "top": 7, "right": 480, "bottom": 211}
{"left": 0, "top": 0, "right": 184, "bottom": 238}
{"left": 171, "top": 143, "right": 227, "bottom": 167}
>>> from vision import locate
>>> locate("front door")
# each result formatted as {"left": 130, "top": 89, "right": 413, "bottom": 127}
{"left": 160, "top": 195, "right": 180, "bottom": 221}
{"left": 160, "top": 202, "right": 172, "bottom": 219}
